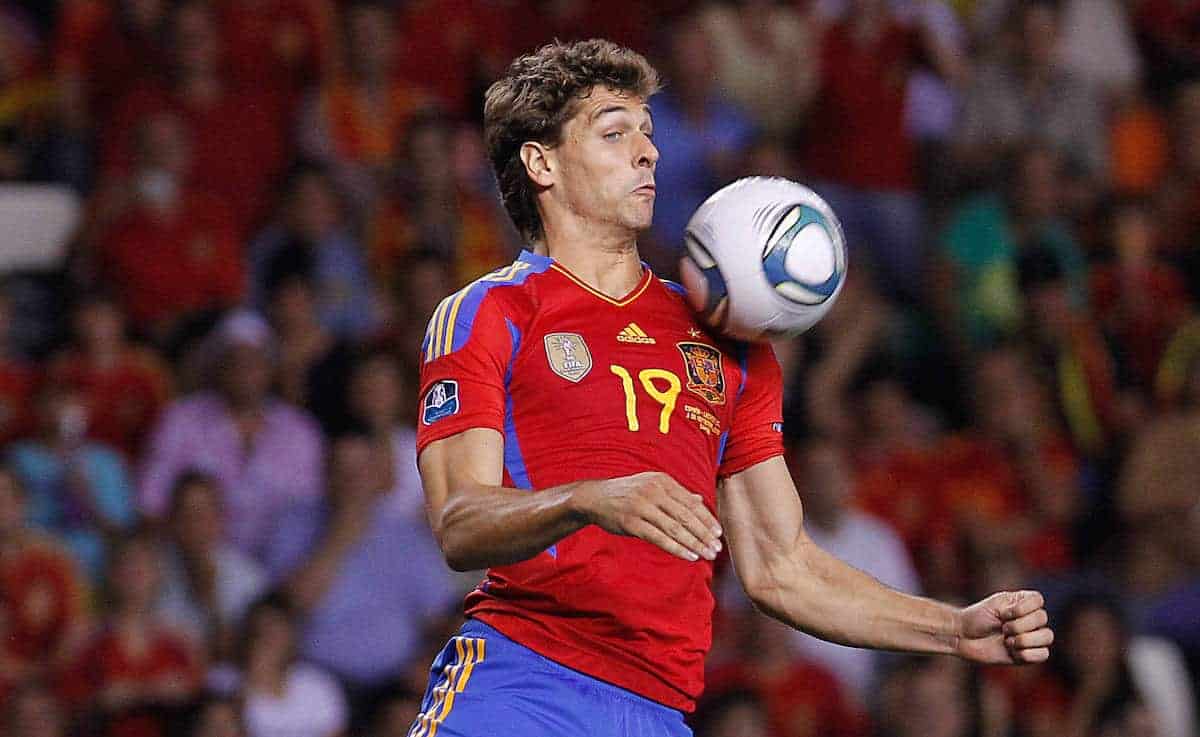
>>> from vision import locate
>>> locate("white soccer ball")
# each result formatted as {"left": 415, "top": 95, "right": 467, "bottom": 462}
{"left": 679, "top": 177, "right": 847, "bottom": 340}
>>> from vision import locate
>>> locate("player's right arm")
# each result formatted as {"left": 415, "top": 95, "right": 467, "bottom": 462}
{"left": 416, "top": 282, "right": 720, "bottom": 571}
{"left": 419, "top": 428, "right": 722, "bottom": 571}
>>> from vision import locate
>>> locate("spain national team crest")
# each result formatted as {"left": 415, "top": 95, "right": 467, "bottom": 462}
{"left": 544, "top": 332, "right": 592, "bottom": 383}
{"left": 677, "top": 342, "right": 726, "bottom": 405}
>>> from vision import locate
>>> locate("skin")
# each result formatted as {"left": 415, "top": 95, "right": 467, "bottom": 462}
{"left": 419, "top": 85, "right": 1053, "bottom": 666}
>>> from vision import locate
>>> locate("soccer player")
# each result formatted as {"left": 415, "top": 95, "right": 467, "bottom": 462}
{"left": 410, "top": 39, "right": 1054, "bottom": 737}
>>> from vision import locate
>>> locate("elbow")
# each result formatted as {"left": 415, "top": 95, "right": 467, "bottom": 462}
{"left": 429, "top": 499, "right": 475, "bottom": 572}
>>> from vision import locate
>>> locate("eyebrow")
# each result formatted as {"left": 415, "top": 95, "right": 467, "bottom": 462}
{"left": 592, "top": 104, "right": 653, "bottom": 126}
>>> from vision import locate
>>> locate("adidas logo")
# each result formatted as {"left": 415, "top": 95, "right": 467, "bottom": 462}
{"left": 617, "top": 323, "right": 656, "bottom": 344}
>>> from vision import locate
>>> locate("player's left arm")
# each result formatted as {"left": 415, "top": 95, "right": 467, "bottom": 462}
{"left": 718, "top": 455, "right": 1053, "bottom": 664}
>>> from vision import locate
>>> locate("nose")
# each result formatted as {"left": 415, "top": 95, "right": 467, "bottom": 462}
{"left": 636, "top": 132, "right": 659, "bottom": 169}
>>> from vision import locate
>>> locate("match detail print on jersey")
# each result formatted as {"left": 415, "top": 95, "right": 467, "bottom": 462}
{"left": 422, "top": 380, "right": 460, "bottom": 425}
{"left": 544, "top": 332, "right": 593, "bottom": 382}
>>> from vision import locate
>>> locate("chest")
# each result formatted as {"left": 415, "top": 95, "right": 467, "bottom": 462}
{"left": 507, "top": 295, "right": 742, "bottom": 450}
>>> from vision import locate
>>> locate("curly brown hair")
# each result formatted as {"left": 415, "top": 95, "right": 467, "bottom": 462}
{"left": 483, "top": 39, "right": 662, "bottom": 243}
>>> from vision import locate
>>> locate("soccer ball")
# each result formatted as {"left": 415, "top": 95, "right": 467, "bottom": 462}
{"left": 679, "top": 177, "right": 847, "bottom": 340}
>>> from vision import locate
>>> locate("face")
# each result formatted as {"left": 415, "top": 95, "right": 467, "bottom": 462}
{"left": 1021, "top": 4, "right": 1059, "bottom": 68}
{"left": 249, "top": 606, "right": 294, "bottom": 663}
{"left": 347, "top": 5, "right": 395, "bottom": 78}
{"left": 1014, "top": 147, "right": 1062, "bottom": 220}
{"left": 218, "top": 345, "right": 273, "bottom": 407}
{"left": 112, "top": 541, "right": 162, "bottom": 608}
{"left": 329, "top": 436, "right": 379, "bottom": 500}
{"left": 349, "top": 357, "right": 406, "bottom": 426}
{"left": 707, "top": 702, "right": 769, "bottom": 737}
{"left": 173, "top": 480, "right": 223, "bottom": 552}
{"left": 796, "top": 442, "right": 850, "bottom": 515}
{"left": 1066, "top": 606, "right": 1123, "bottom": 673}
{"left": 192, "top": 701, "right": 243, "bottom": 737}
{"left": 540, "top": 86, "right": 659, "bottom": 237}
{"left": 269, "top": 279, "right": 318, "bottom": 332}
{"left": 173, "top": 3, "right": 221, "bottom": 76}
{"left": 289, "top": 173, "right": 340, "bottom": 237}
{"left": 9, "top": 689, "right": 66, "bottom": 737}
{"left": 75, "top": 300, "right": 125, "bottom": 351}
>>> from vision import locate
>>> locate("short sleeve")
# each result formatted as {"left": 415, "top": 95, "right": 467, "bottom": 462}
{"left": 718, "top": 341, "right": 784, "bottom": 477}
{"left": 416, "top": 289, "right": 514, "bottom": 454}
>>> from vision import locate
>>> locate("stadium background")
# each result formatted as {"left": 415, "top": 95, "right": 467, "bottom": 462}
{"left": 0, "top": 0, "right": 1197, "bottom": 735}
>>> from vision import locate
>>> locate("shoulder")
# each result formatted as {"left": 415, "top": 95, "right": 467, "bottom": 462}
{"left": 422, "top": 252, "right": 553, "bottom": 362}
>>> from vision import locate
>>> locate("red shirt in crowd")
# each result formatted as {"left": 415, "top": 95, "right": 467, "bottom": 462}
{"left": 103, "top": 83, "right": 287, "bottom": 235}
{"left": 46, "top": 348, "right": 173, "bottom": 458}
{"left": 215, "top": 0, "right": 334, "bottom": 109}
{"left": 805, "top": 20, "right": 917, "bottom": 192}
{"left": 98, "top": 192, "right": 246, "bottom": 330}
{"left": 706, "top": 659, "right": 868, "bottom": 737}
{"left": 0, "top": 535, "right": 88, "bottom": 702}
{"left": 0, "top": 360, "right": 35, "bottom": 446}
{"left": 59, "top": 624, "right": 202, "bottom": 737}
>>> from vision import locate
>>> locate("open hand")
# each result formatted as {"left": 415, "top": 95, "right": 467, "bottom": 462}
{"left": 957, "top": 590, "right": 1054, "bottom": 665}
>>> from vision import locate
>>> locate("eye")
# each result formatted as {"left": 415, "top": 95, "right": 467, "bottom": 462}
{"left": 604, "top": 131, "right": 623, "bottom": 141}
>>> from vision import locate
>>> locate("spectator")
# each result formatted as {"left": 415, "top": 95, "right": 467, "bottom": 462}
{"left": 8, "top": 381, "right": 137, "bottom": 579}
{"left": 646, "top": 14, "right": 756, "bottom": 260}
{"left": 214, "top": 0, "right": 334, "bottom": 111}
{"left": 263, "top": 431, "right": 460, "bottom": 726}
{"left": 249, "top": 163, "right": 376, "bottom": 339}
{"left": 0, "top": 467, "right": 89, "bottom": 703}
{"left": 876, "top": 656, "right": 1011, "bottom": 737}
{"left": 0, "top": 287, "right": 35, "bottom": 445}
{"left": 60, "top": 532, "right": 203, "bottom": 737}
{"left": 102, "top": 0, "right": 287, "bottom": 233}
{"left": 262, "top": 244, "right": 355, "bottom": 420}
{"left": 94, "top": 111, "right": 245, "bottom": 344}
{"left": 706, "top": 609, "right": 867, "bottom": 737}
{"left": 1018, "top": 593, "right": 1192, "bottom": 737}
{"left": 188, "top": 695, "right": 244, "bottom": 737}
{"left": 364, "top": 686, "right": 423, "bottom": 737}
{"left": 46, "top": 293, "right": 172, "bottom": 458}
{"left": 139, "top": 310, "right": 324, "bottom": 559}
{"left": 955, "top": 1, "right": 1108, "bottom": 181}
{"left": 340, "top": 352, "right": 423, "bottom": 522}
{"left": 804, "top": 0, "right": 961, "bottom": 302}
{"left": 0, "top": 6, "right": 57, "bottom": 183}
{"left": 785, "top": 436, "right": 919, "bottom": 700}
{"left": 4, "top": 683, "right": 71, "bottom": 737}
{"left": 1089, "top": 197, "right": 1191, "bottom": 394}
{"left": 935, "top": 142, "right": 1087, "bottom": 352}
{"left": 238, "top": 594, "right": 348, "bottom": 737}
{"left": 296, "top": 0, "right": 433, "bottom": 211}
{"left": 1017, "top": 242, "right": 1122, "bottom": 457}
{"left": 367, "top": 113, "right": 516, "bottom": 289}
{"left": 53, "top": 0, "right": 170, "bottom": 127}
{"left": 692, "top": 688, "right": 770, "bottom": 737}
{"left": 157, "top": 472, "right": 269, "bottom": 658}
{"left": 697, "top": 0, "right": 818, "bottom": 139}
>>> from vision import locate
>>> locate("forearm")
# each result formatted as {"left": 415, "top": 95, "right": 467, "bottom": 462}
{"left": 433, "top": 480, "right": 588, "bottom": 571}
{"left": 750, "top": 538, "right": 961, "bottom": 655}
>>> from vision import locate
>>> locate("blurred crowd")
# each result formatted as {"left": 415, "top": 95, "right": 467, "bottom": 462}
{"left": 0, "top": 0, "right": 1198, "bottom": 736}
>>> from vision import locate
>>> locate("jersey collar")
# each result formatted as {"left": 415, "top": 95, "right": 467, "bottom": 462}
{"left": 519, "top": 249, "right": 654, "bottom": 307}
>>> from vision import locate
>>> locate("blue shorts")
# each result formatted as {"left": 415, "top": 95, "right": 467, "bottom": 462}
{"left": 407, "top": 619, "right": 693, "bottom": 737}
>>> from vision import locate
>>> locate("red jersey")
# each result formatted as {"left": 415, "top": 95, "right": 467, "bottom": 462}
{"left": 415, "top": 250, "right": 784, "bottom": 711}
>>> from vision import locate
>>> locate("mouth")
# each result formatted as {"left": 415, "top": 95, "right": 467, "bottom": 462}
{"left": 634, "top": 184, "right": 656, "bottom": 196}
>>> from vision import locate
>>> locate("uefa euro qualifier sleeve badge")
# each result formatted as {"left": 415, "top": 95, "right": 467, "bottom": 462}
{"left": 677, "top": 342, "right": 726, "bottom": 404}
{"left": 544, "top": 332, "right": 592, "bottom": 382}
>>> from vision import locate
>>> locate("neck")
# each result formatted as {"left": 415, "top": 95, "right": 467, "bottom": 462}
{"left": 536, "top": 227, "right": 644, "bottom": 300}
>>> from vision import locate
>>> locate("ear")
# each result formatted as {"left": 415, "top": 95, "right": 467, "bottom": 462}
{"left": 520, "top": 141, "right": 555, "bottom": 188}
